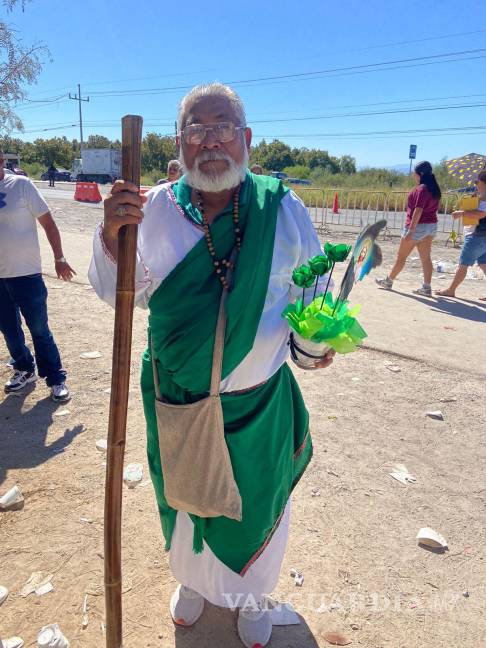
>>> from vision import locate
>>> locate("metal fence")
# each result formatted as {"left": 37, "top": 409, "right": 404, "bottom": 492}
{"left": 296, "top": 188, "right": 462, "bottom": 239}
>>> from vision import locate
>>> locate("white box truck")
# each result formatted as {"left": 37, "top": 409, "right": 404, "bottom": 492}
{"left": 74, "top": 148, "right": 121, "bottom": 184}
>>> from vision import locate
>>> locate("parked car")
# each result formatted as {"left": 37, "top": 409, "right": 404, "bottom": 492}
{"left": 286, "top": 177, "right": 311, "bottom": 186}
{"left": 41, "top": 169, "right": 72, "bottom": 182}
{"left": 270, "top": 171, "right": 288, "bottom": 180}
{"left": 6, "top": 163, "right": 27, "bottom": 177}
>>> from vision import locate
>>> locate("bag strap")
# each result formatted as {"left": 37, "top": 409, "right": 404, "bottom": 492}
{"left": 151, "top": 330, "right": 162, "bottom": 401}
{"left": 209, "top": 247, "right": 238, "bottom": 396}
{"left": 151, "top": 247, "right": 238, "bottom": 400}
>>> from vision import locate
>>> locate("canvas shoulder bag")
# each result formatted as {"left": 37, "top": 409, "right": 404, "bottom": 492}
{"left": 151, "top": 256, "right": 242, "bottom": 521}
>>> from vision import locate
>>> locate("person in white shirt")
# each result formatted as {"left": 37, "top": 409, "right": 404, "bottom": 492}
{"left": 0, "top": 151, "right": 75, "bottom": 402}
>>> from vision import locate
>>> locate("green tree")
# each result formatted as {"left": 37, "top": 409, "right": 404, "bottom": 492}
{"left": 302, "top": 148, "right": 340, "bottom": 173}
{"left": 141, "top": 132, "right": 177, "bottom": 173}
{"left": 87, "top": 134, "right": 113, "bottom": 149}
{"left": 0, "top": 0, "right": 50, "bottom": 134}
{"left": 250, "top": 139, "right": 293, "bottom": 171}
{"left": 282, "top": 165, "right": 311, "bottom": 179}
{"left": 33, "top": 136, "right": 73, "bottom": 167}
{"left": 0, "top": 135, "right": 25, "bottom": 153}
{"left": 339, "top": 155, "right": 356, "bottom": 174}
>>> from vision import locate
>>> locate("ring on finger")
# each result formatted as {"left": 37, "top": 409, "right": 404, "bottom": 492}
{"left": 115, "top": 205, "right": 127, "bottom": 218}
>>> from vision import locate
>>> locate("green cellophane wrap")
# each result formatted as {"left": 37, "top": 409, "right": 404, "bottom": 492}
{"left": 282, "top": 292, "right": 367, "bottom": 353}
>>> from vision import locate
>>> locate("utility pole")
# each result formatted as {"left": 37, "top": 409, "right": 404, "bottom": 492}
{"left": 69, "top": 84, "right": 90, "bottom": 149}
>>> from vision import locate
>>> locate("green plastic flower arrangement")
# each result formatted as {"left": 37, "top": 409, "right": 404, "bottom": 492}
{"left": 292, "top": 264, "right": 315, "bottom": 289}
{"left": 282, "top": 292, "right": 367, "bottom": 354}
{"left": 282, "top": 242, "right": 367, "bottom": 354}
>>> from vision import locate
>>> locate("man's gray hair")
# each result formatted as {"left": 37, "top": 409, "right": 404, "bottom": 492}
{"left": 167, "top": 159, "right": 181, "bottom": 171}
{"left": 177, "top": 83, "right": 247, "bottom": 131}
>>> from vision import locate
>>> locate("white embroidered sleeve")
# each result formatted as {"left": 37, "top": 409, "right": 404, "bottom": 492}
{"left": 282, "top": 190, "right": 334, "bottom": 304}
{"left": 88, "top": 224, "right": 156, "bottom": 309}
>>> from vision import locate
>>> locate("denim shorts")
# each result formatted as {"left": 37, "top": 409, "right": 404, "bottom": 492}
{"left": 459, "top": 233, "right": 486, "bottom": 266}
{"left": 402, "top": 222, "right": 438, "bottom": 241}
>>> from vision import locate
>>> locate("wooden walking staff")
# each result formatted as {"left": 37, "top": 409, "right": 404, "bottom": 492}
{"left": 104, "top": 114, "right": 143, "bottom": 648}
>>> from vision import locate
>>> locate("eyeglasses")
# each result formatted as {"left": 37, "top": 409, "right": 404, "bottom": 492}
{"left": 181, "top": 122, "right": 245, "bottom": 145}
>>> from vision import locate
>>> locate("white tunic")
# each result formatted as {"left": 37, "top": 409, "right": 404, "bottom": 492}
{"left": 89, "top": 182, "right": 326, "bottom": 606}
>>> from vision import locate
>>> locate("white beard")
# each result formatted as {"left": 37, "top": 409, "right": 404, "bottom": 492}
{"left": 180, "top": 147, "right": 248, "bottom": 193}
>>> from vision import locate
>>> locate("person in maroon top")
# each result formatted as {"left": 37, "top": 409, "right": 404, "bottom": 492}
{"left": 376, "top": 160, "right": 441, "bottom": 296}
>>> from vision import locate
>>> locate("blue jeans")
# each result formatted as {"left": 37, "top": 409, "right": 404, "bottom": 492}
{"left": 402, "top": 222, "right": 438, "bottom": 241}
{"left": 0, "top": 274, "right": 66, "bottom": 386}
{"left": 459, "top": 233, "right": 486, "bottom": 266}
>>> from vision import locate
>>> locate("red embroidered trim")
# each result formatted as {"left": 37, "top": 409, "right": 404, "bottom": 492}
{"left": 168, "top": 184, "right": 204, "bottom": 231}
{"left": 240, "top": 508, "right": 285, "bottom": 576}
{"left": 293, "top": 431, "right": 309, "bottom": 459}
{"left": 98, "top": 223, "right": 151, "bottom": 283}
{"left": 239, "top": 433, "right": 310, "bottom": 576}
{"left": 98, "top": 224, "right": 116, "bottom": 264}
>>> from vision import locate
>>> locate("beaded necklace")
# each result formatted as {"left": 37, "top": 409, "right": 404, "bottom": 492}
{"left": 195, "top": 186, "right": 242, "bottom": 289}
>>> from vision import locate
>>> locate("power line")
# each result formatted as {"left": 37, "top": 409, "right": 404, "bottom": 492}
{"left": 17, "top": 90, "right": 486, "bottom": 131}
{"left": 16, "top": 27, "right": 486, "bottom": 101}
{"left": 20, "top": 124, "right": 78, "bottom": 134}
{"left": 346, "top": 27, "right": 486, "bottom": 53}
{"left": 22, "top": 97, "right": 486, "bottom": 130}
{"left": 254, "top": 125, "right": 486, "bottom": 139}
{"left": 69, "top": 84, "right": 89, "bottom": 148}
{"left": 87, "top": 47, "right": 486, "bottom": 97}
{"left": 250, "top": 101, "right": 486, "bottom": 124}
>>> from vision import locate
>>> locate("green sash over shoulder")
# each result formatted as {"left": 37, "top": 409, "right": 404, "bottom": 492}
{"left": 148, "top": 172, "right": 287, "bottom": 395}
{"left": 142, "top": 172, "right": 313, "bottom": 574}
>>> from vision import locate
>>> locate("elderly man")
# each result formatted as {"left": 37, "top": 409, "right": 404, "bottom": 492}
{"left": 0, "top": 151, "right": 74, "bottom": 402}
{"left": 157, "top": 159, "right": 182, "bottom": 185}
{"left": 89, "top": 83, "right": 334, "bottom": 648}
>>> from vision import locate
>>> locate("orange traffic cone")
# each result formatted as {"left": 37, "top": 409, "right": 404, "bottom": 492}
{"left": 332, "top": 192, "right": 339, "bottom": 214}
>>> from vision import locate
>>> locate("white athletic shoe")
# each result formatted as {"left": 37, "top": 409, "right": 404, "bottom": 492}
{"left": 169, "top": 584, "right": 204, "bottom": 627}
{"left": 375, "top": 276, "right": 393, "bottom": 290}
{"left": 51, "top": 383, "right": 71, "bottom": 403}
{"left": 237, "top": 603, "right": 272, "bottom": 648}
{"left": 4, "top": 370, "right": 37, "bottom": 393}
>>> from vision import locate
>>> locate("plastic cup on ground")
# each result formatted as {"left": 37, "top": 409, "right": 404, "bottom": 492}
{"left": 0, "top": 637, "right": 24, "bottom": 648}
{"left": 37, "top": 624, "right": 69, "bottom": 648}
{"left": 123, "top": 463, "right": 143, "bottom": 488}
{"left": 0, "top": 485, "right": 24, "bottom": 511}
{"left": 0, "top": 585, "right": 9, "bottom": 605}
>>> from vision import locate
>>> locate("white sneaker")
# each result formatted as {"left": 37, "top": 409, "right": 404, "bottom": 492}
{"left": 413, "top": 285, "right": 432, "bottom": 297}
{"left": 237, "top": 604, "right": 272, "bottom": 648}
{"left": 4, "top": 370, "right": 37, "bottom": 393}
{"left": 375, "top": 276, "right": 393, "bottom": 290}
{"left": 169, "top": 584, "right": 204, "bottom": 627}
{"left": 51, "top": 383, "right": 71, "bottom": 403}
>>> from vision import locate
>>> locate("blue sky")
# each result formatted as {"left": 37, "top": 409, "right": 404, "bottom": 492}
{"left": 6, "top": 0, "right": 486, "bottom": 167}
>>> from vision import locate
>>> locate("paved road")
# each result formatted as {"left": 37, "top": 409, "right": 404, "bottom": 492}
{"left": 33, "top": 182, "right": 458, "bottom": 236}
{"left": 34, "top": 181, "right": 110, "bottom": 202}
{"left": 307, "top": 206, "right": 457, "bottom": 234}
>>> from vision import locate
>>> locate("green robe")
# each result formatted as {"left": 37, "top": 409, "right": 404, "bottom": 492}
{"left": 141, "top": 172, "right": 313, "bottom": 574}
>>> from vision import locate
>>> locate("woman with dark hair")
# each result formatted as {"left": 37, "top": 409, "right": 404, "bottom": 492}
{"left": 436, "top": 169, "right": 486, "bottom": 299}
{"left": 376, "top": 160, "right": 441, "bottom": 296}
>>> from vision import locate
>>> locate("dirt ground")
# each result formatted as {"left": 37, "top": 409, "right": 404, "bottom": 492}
{"left": 1, "top": 193, "right": 486, "bottom": 648}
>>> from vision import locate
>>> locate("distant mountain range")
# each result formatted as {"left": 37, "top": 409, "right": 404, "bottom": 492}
{"left": 357, "top": 163, "right": 410, "bottom": 174}
{"left": 388, "top": 164, "right": 410, "bottom": 174}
